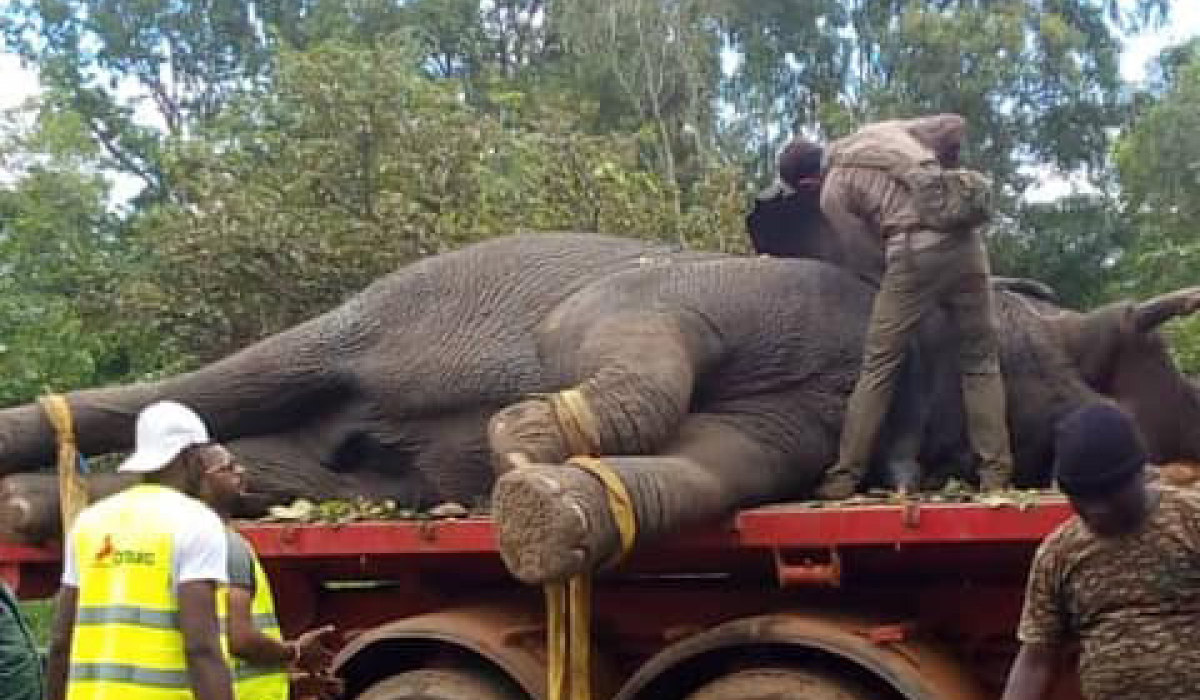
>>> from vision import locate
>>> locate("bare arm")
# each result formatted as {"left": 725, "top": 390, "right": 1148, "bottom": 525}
{"left": 1001, "top": 643, "right": 1061, "bottom": 700}
{"left": 45, "top": 586, "right": 78, "bottom": 700}
{"left": 227, "top": 585, "right": 338, "bottom": 673}
{"left": 226, "top": 585, "right": 292, "bottom": 665}
{"left": 178, "top": 580, "right": 234, "bottom": 700}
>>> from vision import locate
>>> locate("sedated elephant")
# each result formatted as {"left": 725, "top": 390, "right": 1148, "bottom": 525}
{"left": 0, "top": 233, "right": 1198, "bottom": 589}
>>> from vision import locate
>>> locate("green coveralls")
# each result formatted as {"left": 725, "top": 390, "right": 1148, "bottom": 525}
{"left": 816, "top": 120, "right": 1014, "bottom": 498}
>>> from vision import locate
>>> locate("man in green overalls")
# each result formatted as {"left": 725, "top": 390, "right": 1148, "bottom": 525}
{"left": 814, "top": 114, "right": 1015, "bottom": 499}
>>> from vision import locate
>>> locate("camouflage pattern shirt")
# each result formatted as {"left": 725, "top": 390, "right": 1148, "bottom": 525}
{"left": 1018, "top": 485, "right": 1200, "bottom": 699}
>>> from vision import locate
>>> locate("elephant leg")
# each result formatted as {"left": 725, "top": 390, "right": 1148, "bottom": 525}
{"left": 489, "top": 312, "right": 708, "bottom": 472}
{"left": 873, "top": 341, "right": 931, "bottom": 493}
{"left": 492, "top": 408, "right": 832, "bottom": 585}
{"left": 0, "top": 471, "right": 138, "bottom": 544}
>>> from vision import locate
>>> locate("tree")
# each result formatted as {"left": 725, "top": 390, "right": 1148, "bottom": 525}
{"left": 732, "top": 1, "right": 1165, "bottom": 186}
{"left": 119, "top": 37, "right": 746, "bottom": 361}
{"left": 989, "top": 194, "right": 1133, "bottom": 309}
{"left": 553, "top": 0, "right": 723, "bottom": 220}
{"left": 1114, "top": 40, "right": 1200, "bottom": 371}
{"left": 0, "top": 100, "right": 155, "bottom": 403}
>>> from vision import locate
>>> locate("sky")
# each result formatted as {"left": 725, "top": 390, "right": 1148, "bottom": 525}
{"left": 2, "top": 3, "right": 1200, "bottom": 202}
{"left": 1121, "top": 1, "right": 1200, "bottom": 86}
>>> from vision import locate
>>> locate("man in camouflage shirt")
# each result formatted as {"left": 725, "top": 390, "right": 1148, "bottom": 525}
{"left": 1002, "top": 402, "right": 1200, "bottom": 700}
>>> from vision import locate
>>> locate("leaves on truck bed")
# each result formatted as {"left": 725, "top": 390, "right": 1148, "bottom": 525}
{"left": 794, "top": 480, "right": 1062, "bottom": 510}
{"left": 258, "top": 497, "right": 483, "bottom": 524}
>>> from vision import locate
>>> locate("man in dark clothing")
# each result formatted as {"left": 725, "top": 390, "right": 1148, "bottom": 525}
{"left": 746, "top": 139, "right": 883, "bottom": 283}
{"left": 0, "top": 580, "right": 43, "bottom": 700}
{"left": 1002, "top": 402, "right": 1200, "bottom": 700}
{"left": 746, "top": 140, "right": 830, "bottom": 260}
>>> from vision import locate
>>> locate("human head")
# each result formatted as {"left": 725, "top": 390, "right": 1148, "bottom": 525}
{"left": 778, "top": 137, "right": 825, "bottom": 193}
{"left": 1054, "top": 401, "right": 1151, "bottom": 537}
{"left": 121, "top": 401, "right": 240, "bottom": 502}
{"left": 909, "top": 113, "right": 966, "bottom": 168}
{"left": 193, "top": 444, "right": 246, "bottom": 517}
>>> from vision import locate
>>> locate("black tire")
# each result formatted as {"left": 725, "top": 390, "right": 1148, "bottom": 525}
{"left": 684, "top": 667, "right": 880, "bottom": 700}
{"left": 356, "top": 668, "right": 525, "bottom": 700}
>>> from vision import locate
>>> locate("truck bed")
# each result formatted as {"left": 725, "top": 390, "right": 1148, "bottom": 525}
{"left": 0, "top": 497, "right": 1075, "bottom": 598}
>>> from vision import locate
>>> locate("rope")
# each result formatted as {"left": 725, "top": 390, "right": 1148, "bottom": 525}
{"left": 37, "top": 394, "right": 88, "bottom": 536}
{"left": 531, "top": 388, "right": 638, "bottom": 700}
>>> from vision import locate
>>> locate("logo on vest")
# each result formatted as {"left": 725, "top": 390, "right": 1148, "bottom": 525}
{"left": 93, "top": 534, "right": 157, "bottom": 567}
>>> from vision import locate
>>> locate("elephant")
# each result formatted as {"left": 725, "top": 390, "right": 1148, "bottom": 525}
{"left": 0, "top": 232, "right": 1195, "bottom": 590}
{"left": 0, "top": 233, "right": 716, "bottom": 542}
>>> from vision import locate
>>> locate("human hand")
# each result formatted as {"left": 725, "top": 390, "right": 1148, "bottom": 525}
{"left": 291, "top": 625, "right": 338, "bottom": 674}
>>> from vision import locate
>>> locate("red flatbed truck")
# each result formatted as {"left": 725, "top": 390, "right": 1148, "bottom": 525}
{"left": 0, "top": 498, "right": 1085, "bottom": 700}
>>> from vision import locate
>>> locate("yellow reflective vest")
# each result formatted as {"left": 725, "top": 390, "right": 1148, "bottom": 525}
{"left": 224, "top": 533, "right": 289, "bottom": 700}
{"left": 68, "top": 484, "right": 224, "bottom": 700}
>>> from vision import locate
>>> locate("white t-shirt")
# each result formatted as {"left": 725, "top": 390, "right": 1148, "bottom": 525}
{"left": 62, "top": 485, "right": 228, "bottom": 589}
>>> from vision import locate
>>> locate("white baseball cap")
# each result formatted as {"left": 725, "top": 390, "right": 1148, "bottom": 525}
{"left": 118, "top": 401, "right": 213, "bottom": 473}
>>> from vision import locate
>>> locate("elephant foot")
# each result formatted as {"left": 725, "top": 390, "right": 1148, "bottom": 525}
{"left": 488, "top": 399, "right": 571, "bottom": 477}
{"left": 0, "top": 472, "right": 137, "bottom": 544}
{"left": 0, "top": 490, "right": 36, "bottom": 544}
{"left": 0, "top": 472, "right": 63, "bottom": 544}
{"left": 492, "top": 463, "right": 619, "bottom": 585}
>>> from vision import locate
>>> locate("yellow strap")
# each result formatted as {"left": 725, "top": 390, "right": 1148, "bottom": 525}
{"left": 545, "top": 582, "right": 568, "bottom": 700}
{"left": 567, "top": 575, "right": 591, "bottom": 700}
{"left": 567, "top": 457, "right": 637, "bottom": 562}
{"left": 38, "top": 394, "right": 88, "bottom": 535}
{"left": 551, "top": 388, "right": 600, "bottom": 457}
{"left": 539, "top": 388, "right": 642, "bottom": 700}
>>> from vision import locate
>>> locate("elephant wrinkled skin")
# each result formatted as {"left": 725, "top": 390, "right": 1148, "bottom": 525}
{"left": 0, "top": 233, "right": 1197, "bottom": 588}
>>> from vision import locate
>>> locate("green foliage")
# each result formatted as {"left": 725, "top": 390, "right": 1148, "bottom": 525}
{"left": 989, "top": 194, "right": 1134, "bottom": 309}
{"left": 1113, "top": 43, "right": 1200, "bottom": 371}
{"left": 720, "top": 0, "right": 1167, "bottom": 199}
{"left": 0, "top": 101, "right": 157, "bottom": 404}
{"left": 119, "top": 37, "right": 747, "bottom": 361}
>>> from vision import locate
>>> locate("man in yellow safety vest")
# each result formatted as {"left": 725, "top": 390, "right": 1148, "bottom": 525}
{"left": 196, "top": 442, "right": 339, "bottom": 699}
{"left": 46, "top": 400, "right": 236, "bottom": 700}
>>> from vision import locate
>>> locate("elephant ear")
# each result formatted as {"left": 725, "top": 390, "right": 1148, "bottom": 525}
{"left": 1133, "top": 287, "right": 1200, "bottom": 334}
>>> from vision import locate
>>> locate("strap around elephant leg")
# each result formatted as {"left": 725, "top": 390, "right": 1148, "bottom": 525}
{"left": 565, "top": 456, "right": 638, "bottom": 566}
{"left": 550, "top": 388, "right": 602, "bottom": 456}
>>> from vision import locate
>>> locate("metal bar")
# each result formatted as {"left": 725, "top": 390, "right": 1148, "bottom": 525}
{"left": 735, "top": 501, "right": 1074, "bottom": 546}
{"left": 0, "top": 500, "right": 1075, "bottom": 565}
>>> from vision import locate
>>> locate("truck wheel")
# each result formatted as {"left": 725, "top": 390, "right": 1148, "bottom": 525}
{"left": 357, "top": 668, "right": 524, "bottom": 700}
{"left": 684, "top": 667, "right": 878, "bottom": 700}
